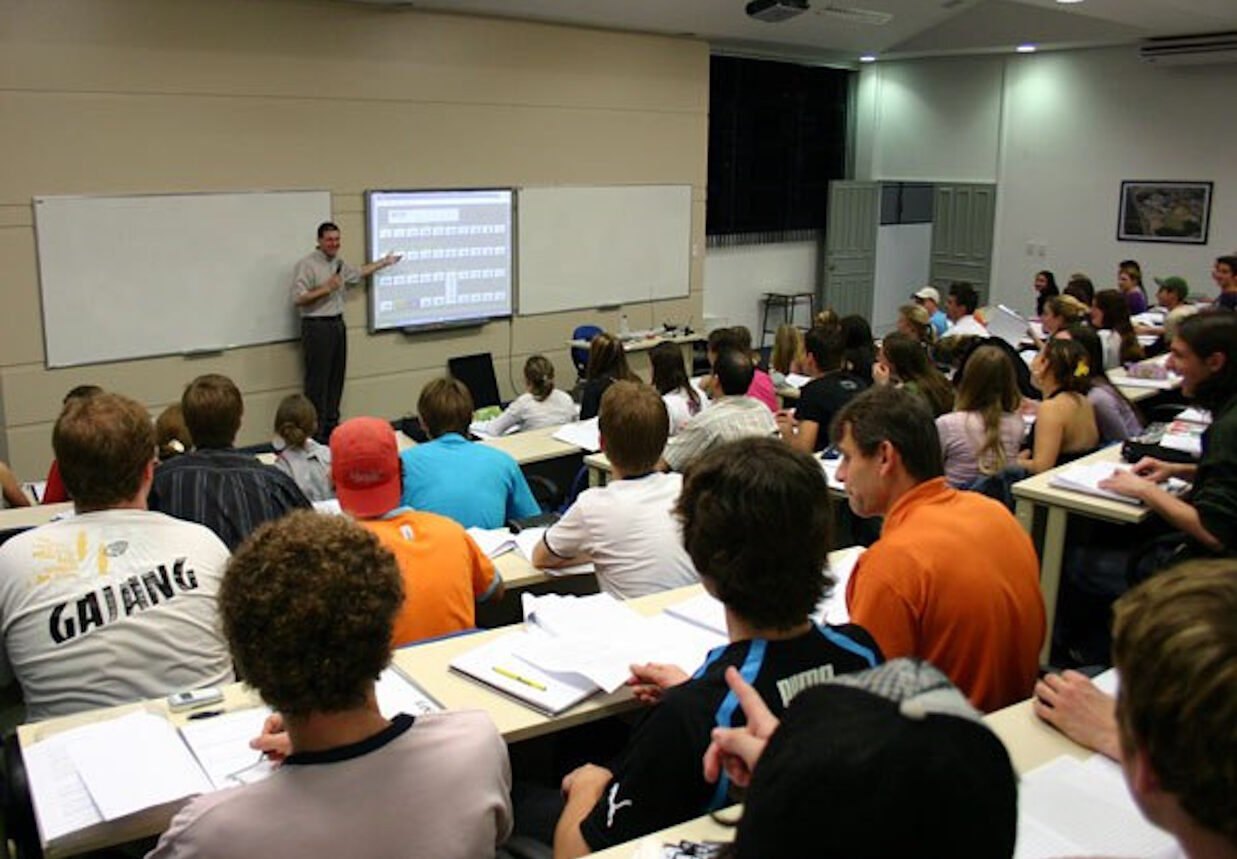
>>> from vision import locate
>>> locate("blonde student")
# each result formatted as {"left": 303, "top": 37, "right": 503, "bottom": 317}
{"left": 479, "top": 355, "right": 576, "bottom": 435}
{"left": 273, "top": 393, "right": 333, "bottom": 502}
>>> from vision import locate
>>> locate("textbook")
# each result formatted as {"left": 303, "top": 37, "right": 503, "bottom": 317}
{"left": 22, "top": 667, "right": 438, "bottom": 853}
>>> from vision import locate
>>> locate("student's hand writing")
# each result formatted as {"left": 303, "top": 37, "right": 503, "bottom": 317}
{"left": 1098, "top": 468, "right": 1153, "bottom": 500}
{"left": 249, "top": 712, "right": 292, "bottom": 764}
{"left": 1129, "top": 456, "right": 1178, "bottom": 484}
{"left": 627, "top": 662, "right": 689, "bottom": 704}
{"left": 1032, "top": 671, "right": 1120, "bottom": 761}
{"left": 702, "top": 667, "right": 780, "bottom": 788}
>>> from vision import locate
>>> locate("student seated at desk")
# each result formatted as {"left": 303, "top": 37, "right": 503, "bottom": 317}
{"left": 873, "top": 331, "right": 954, "bottom": 418}
{"left": 833, "top": 386, "right": 1043, "bottom": 712}
{"left": 148, "top": 511, "right": 513, "bottom": 859}
{"left": 148, "top": 374, "right": 311, "bottom": 550}
{"left": 704, "top": 660, "right": 1017, "bottom": 859}
{"left": 0, "top": 393, "right": 232, "bottom": 720}
{"left": 1098, "top": 311, "right": 1237, "bottom": 557}
{"left": 579, "top": 333, "right": 640, "bottom": 421}
{"left": 1063, "top": 325, "right": 1144, "bottom": 443}
{"left": 936, "top": 344, "right": 1024, "bottom": 487}
{"left": 533, "top": 382, "right": 698, "bottom": 598}
{"left": 553, "top": 438, "right": 880, "bottom": 857}
{"left": 332, "top": 417, "right": 502, "bottom": 646}
{"left": 701, "top": 328, "right": 777, "bottom": 412}
{"left": 400, "top": 378, "right": 540, "bottom": 529}
{"left": 1033, "top": 560, "right": 1236, "bottom": 859}
{"left": 271, "top": 393, "right": 333, "bottom": 503}
{"left": 1092, "top": 288, "right": 1144, "bottom": 369}
{"left": 661, "top": 349, "right": 777, "bottom": 472}
{"left": 775, "top": 326, "right": 865, "bottom": 454}
{"left": 650, "top": 341, "right": 704, "bottom": 435}
{"left": 155, "top": 403, "right": 192, "bottom": 463}
{"left": 1017, "top": 339, "right": 1100, "bottom": 474}
{"left": 40, "top": 383, "right": 103, "bottom": 504}
{"left": 479, "top": 355, "right": 577, "bottom": 435}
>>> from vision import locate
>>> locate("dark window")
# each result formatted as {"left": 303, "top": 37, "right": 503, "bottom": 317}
{"left": 707, "top": 56, "right": 850, "bottom": 237}
{"left": 880, "top": 182, "right": 934, "bottom": 226}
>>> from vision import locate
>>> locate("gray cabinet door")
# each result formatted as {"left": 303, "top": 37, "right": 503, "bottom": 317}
{"left": 930, "top": 184, "right": 996, "bottom": 303}
{"left": 823, "top": 181, "right": 879, "bottom": 319}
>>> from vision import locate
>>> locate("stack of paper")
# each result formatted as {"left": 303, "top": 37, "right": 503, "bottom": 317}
{"left": 451, "top": 593, "right": 727, "bottom": 713}
{"left": 23, "top": 667, "right": 439, "bottom": 849}
{"left": 1159, "top": 421, "right": 1204, "bottom": 457}
{"left": 989, "top": 305, "right": 1032, "bottom": 347}
{"left": 783, "top": 373, "right": 812, "bottom": 389}
{"left": 1049, "top": 462, "right": 1188, "bottom": 505}
{"left": 1175, "top": 407, "right": 1211, "bottom": 425}
{"left": 552, "top": 417, "right": 601, "bottom": 452}
{"left": 466, "top": 527, "right": 519, "bottom": 558}
{"left": 312, "top": 498, "right": 343, "bottom": 515}
{"left": 1015, "top": 755, "right": 1182, "bottom": 859}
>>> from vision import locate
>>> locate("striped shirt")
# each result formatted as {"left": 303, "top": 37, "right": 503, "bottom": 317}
{"left": 148, "top": 449, "right": 311, "bottom": 550}
{"left": 661, "top": 395, "right": 778, "bottom": 471}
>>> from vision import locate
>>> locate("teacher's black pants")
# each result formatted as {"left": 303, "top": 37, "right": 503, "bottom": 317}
{"left": 301, "top": 315, "right": 346, "bottom": 443}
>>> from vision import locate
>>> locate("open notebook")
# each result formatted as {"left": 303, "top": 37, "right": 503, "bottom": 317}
{"left": 1048, "top": 462, "right": 1189, "bottom": 506}
{"left": 22, "top": 667, "right": 438, "bottom": 853}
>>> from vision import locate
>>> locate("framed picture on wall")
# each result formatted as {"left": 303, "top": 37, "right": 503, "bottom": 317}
{"left": 1117, "top": 180, "right": 1213, "bottom": 244}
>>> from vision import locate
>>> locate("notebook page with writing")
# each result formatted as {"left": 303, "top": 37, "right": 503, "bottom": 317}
{"left": 376, "top": 665, "right": 442, "bottom": 716}
{"left": 178, "top": 707, "right": 275, "bottom": 791}
{"left": 449, "top": 629, "right": 598, "bottom": 716}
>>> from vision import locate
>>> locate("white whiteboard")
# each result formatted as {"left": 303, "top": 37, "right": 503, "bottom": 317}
{"left": 517, "top": 185, "right": 691, "bottom": 315}
{"left": 34, "top": 190, "right": 332, "bottom": 368}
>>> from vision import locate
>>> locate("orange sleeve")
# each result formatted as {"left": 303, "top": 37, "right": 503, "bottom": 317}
{"left": 846, "top": 551, "right": 919, "bottom": 659}
{"left": 464, "top": 533, "right": 499, "bottom": 600}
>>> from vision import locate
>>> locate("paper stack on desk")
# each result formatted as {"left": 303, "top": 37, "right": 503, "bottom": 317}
{"left": 1049, "top": 463, "right": 1188, "bottom": 505}
{"left": 450, "top": 593, "right": 727, "bottom": 714}
{"left": 22, "top": 668, "right": 438, "bottom": 849}
{"left": 551, "top": 417, "right": 601, "bottom": 452}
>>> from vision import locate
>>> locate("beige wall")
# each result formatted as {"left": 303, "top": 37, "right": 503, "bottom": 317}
{"left": 0, "top": 0, "right": 709, "bottom": 477}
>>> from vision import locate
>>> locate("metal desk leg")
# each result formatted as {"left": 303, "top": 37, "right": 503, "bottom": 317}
{"left": 1037, "top": 506, "right": 1068, "bottom": 665}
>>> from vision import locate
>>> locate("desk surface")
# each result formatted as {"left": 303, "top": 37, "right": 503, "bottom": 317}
{"left": 1011, "top": 445, "right": 1148, "bottom": 525}
{"left": 0, "top": 501, "right": 73, "bottom": 531}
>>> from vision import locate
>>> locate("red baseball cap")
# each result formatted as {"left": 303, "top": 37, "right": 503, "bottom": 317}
{"left": 330, "top": 417, "right": 401, "bottom": 519}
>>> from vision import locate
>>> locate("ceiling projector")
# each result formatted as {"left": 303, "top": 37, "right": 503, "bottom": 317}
{"left": 746, "top": 0, "right": 810, "bottom": 22}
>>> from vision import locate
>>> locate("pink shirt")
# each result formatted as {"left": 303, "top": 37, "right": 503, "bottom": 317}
{"left": 747, "top": 369, "right": 779, "bottom": 412}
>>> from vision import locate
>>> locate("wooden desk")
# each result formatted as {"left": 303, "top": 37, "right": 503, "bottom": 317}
{"left": 0, "top": 501, "right": 73, "bottom": 531}
{"left": 1011, "top": 445, "right": 1147, "bottom": 663}
{"left": 480, "top": 424, "right": 586, "bottom": 466}
{"left": 569, "top": 332, "right": 702, "bottom": 380}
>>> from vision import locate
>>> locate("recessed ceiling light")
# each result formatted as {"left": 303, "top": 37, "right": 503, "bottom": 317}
{"left": 1056, "top": 0, "right": 1085, "bottom": 4}
{"left": 1016, "top": 44, "right": 1037, "bottom": 53}
{"left": 859, "top": 54, "right": 877, "bottom": 63}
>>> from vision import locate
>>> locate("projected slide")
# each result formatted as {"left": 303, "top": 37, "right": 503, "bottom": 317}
{"left": 367, "top": 189, "right": 513, "bottom": 331}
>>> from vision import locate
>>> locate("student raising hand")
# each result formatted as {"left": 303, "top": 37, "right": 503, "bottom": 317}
{"left": 701, "top": 666, "right": 781, "bottom": 789}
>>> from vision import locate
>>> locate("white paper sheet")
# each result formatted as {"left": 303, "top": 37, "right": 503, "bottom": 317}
{"left": 178, "top": 707, "right": 275, "bottom": 791}
{"left": 376, "top": 665, "right": 441, "bottom": 717}
{"left": 65, "top": 712, "right": 212, "bottom": 821}
{"left": 467, "top": 526, "right": 518, "bottom": 558}
{"left": 22, "top": 730, "right": 104, "bottom": 843}
{"left": 551, "top": 418, "right": 601, "bottom": 452}
{"left": 449, "top": 629, "right": 598, "bottom": 715}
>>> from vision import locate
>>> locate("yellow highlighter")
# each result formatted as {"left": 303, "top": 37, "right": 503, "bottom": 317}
{"left": 493, "top": 665, "right": 547, "bottom": 692}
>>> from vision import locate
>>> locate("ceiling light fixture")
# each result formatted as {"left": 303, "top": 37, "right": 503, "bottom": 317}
{"left": 859, "top": 54, "right": 877, "bottom": 62}
{"left": 1016, "top": 44, "right": 1037, "bottom": 53}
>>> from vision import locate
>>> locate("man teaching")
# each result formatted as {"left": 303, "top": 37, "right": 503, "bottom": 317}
{"left": 292, "top": 222, "right": 400, "bottom": 442}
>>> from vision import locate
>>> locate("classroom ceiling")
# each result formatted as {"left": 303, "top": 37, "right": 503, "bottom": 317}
{"left": 352, "top": 0, "right": 1237, "bottom": 64}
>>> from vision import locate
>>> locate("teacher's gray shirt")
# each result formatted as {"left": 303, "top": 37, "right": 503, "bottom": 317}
{"left": 292, "top": 249, "right": 363, "bottom": 318}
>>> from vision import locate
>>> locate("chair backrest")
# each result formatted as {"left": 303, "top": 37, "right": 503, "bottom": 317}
{"left": 447, "top": 352, "right": 502, "bottom": 410}
{"left": 571, "top": 325, "right": 603, "bottom": 376}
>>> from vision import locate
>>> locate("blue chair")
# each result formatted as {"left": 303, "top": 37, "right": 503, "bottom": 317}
{"left": 571, "top": 324, "right": 603, "bottom": 382}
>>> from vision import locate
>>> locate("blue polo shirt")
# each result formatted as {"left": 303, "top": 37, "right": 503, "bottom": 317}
{"left": 929, "top": 309, "right": 948, "bottom": 338}
{"left": 399, "top": 433, "right": 540, "bottom": 529}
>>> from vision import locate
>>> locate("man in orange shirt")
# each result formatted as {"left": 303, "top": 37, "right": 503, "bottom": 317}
{"left": 330, "top": 417, "right": 503, "bottom": 646}
{"left": 831, "top": 386, "right": 1044, "bottom": 711}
